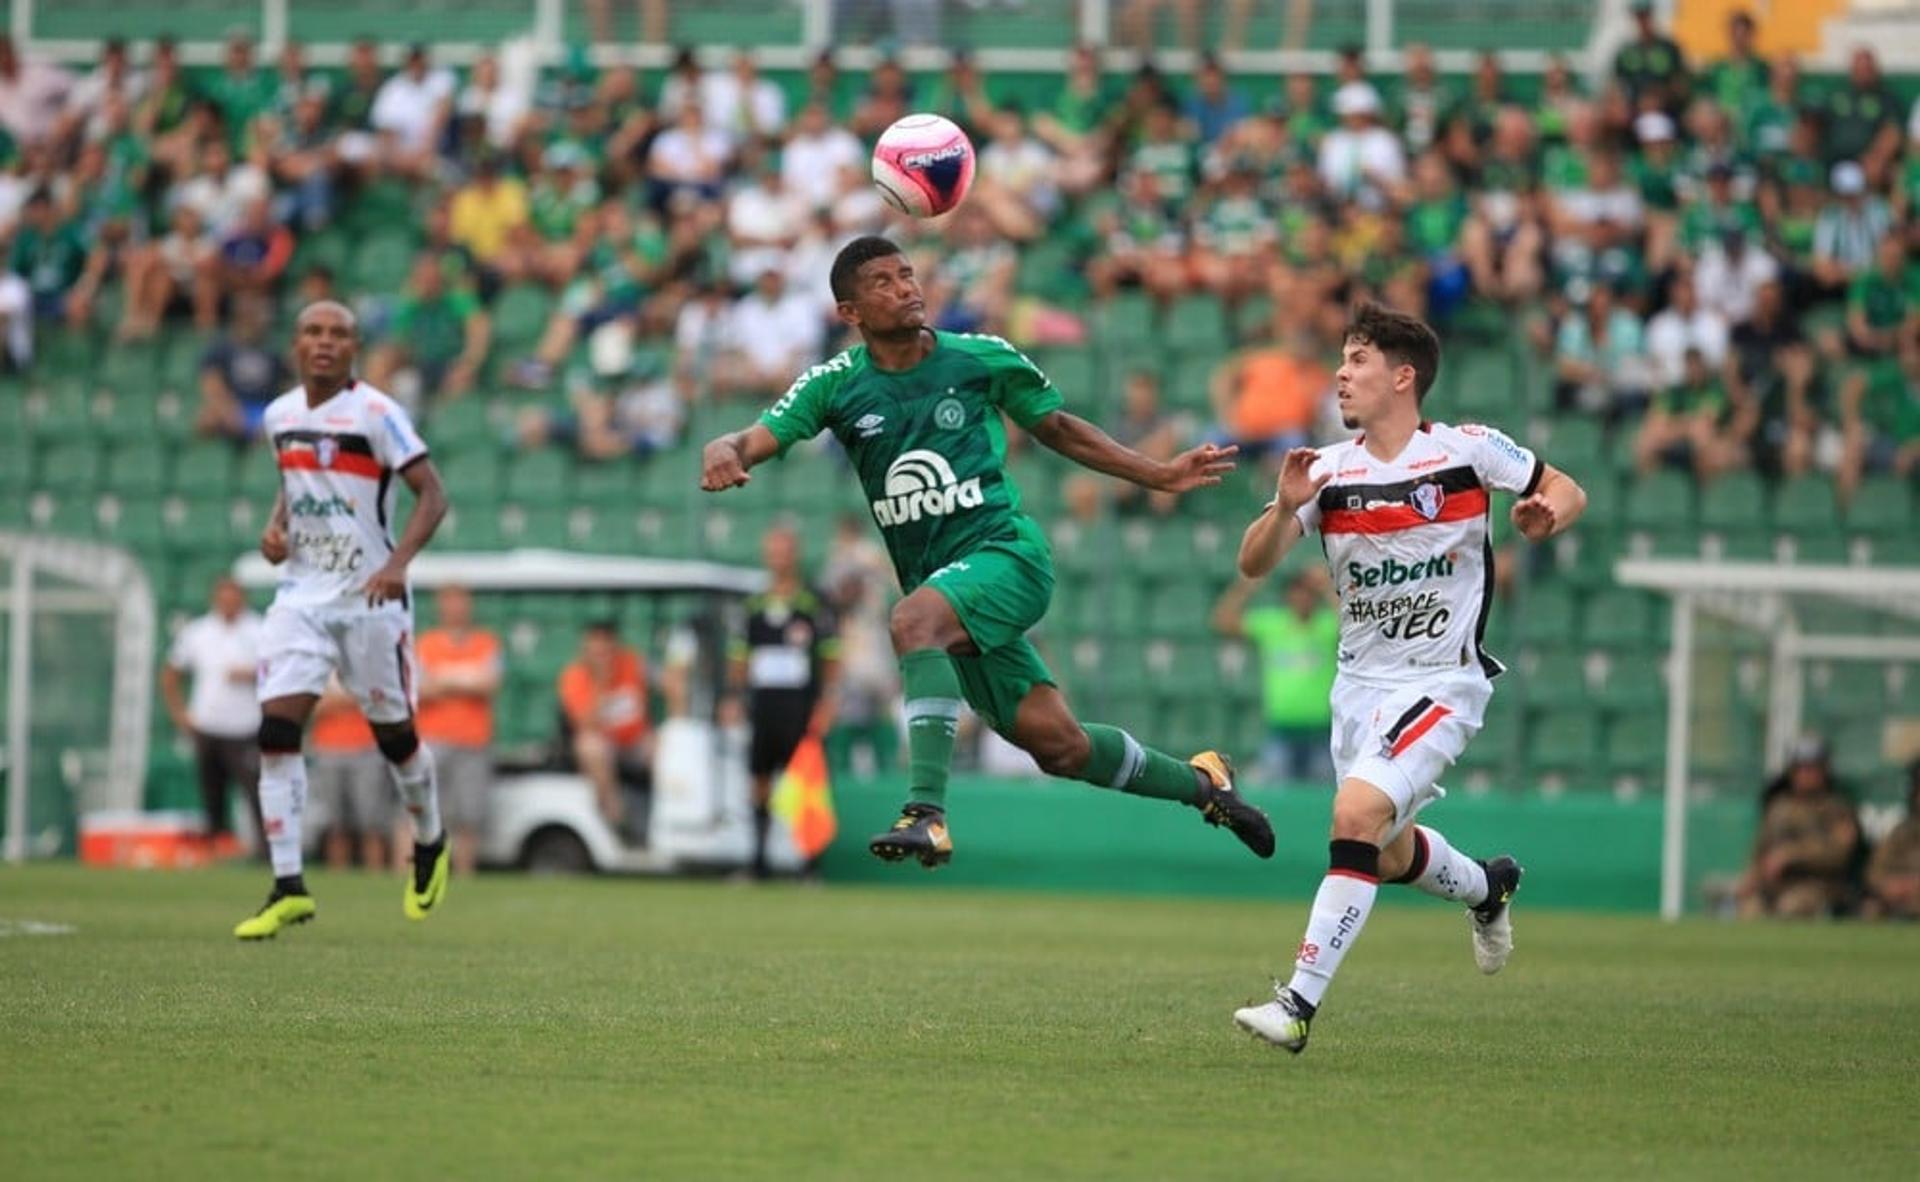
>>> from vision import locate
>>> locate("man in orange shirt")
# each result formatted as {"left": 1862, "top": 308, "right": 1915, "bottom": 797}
{"left": 416, "top": 585, "right": 503, "bottom": 876}
{"left": 558, "top": 620, "right": 652, "bottom": 838}
{"left": 1209, "top": 330, "right": 1331, "bottom": 463}
{"left": 308, "top": 674, "right": 390, "bottom": 871}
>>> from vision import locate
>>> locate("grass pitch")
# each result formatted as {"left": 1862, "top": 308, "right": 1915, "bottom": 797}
{"left": 2, "top": 864, "right": 1916, "bottom": 1181}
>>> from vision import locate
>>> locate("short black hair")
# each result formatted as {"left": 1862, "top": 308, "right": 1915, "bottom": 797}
{"left": 584, "top": 618, "right": 620, "bottom": 638}
{"left": 830, "top": 235, "right": 903, "bottom": 303}
{"left": 1344, "top": 300, "right": 1441, "bottom": 402}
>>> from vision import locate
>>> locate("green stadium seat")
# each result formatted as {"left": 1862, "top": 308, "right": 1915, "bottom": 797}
{"left": 504, "top": 450, "right": 576, "bottom": 507}
{"left": 170, "top": 440, "right": 239, "bottom": 498}
{"left": 97, "top": 498, "right": 167, "bottom": 553}
{"left": 103, "top": 444, "right": 169, "bottom": 498}
{"left": 1094, "top": 293, "right": 1155, "bottom": 347}
{"left": 97, "top": 342, "right": 165, "bottom": 398}
{"left": 28, "top": 386, "right": 96, "bottom": 443}
{"left": 1772, "top": 476, "right": 1837, "bottom": 535}
{"left": 1049, "top": 517, "right": 1118, "bottom": 578}
{"left": 1162, "top": 352, "right": 1222, "bottom": 415}
{"left": 1515, "top": 583, "right": 1579, "bottom": 646}
{"left": 162, "top": 498, "right": 237, "bottom": 559}
{"left": 1828, "top": 718, "right": 1886, "bottom": 781}
{"left": 352, "top": 229, "right": 419, "bottom": 294}
{"left": 1526, "top": 709, "right": 1601, "bottom": 774}
{"left": 1624, "top": 471, "right": 1696, "bottom": 532}
{"left": 1698, "top": 471, "right": 1767, "bottom": 533}
{"left": 37, "top": 327, "right": 98, "bottom": 377}
{"left": 38, "top": 494, "right": 97, "bottom": 538}
{"left": 1582, "top": 588, "right": 1661, "bottom": 653}
{"left": 1521, "top": 647, "right": 1591, "bottom": 710}
{"left": 38, "top": 442, "right": 104, "bottom": 495}
{"left": 292, "top": 226, "right": 352, "bottom": 278}
{"left": 1809, "top": 662, "right": 1887, "bottom": 717}
{"left": 1148, "top": 583, "right": 1215, "bottom": 640}
{"left": 161, "top": 334, "right": 213, "bottom": 391}
{"left": 1546, "top": 419, "right": 1607, "bottom": 476}
{"left": 1031, "top": 347, "right": 1095, "bottom": 404}
{"left": 1605, "top": 712, "right": 1667, "bottom": 778}
{"left": 491, "top": 285, "right": 555, "bottom": 352}
{"left": 1844, "top": 477, "right": 1913, "bottom": 538}
{"left": 1166, "top": 295, "right": 1230, "bottom": 354}
{"left": 1445, "top": 349, "right": 1521, "bottom": 418}
{"left": 572, "top": 461, "right": 635, "bottom": 508}
{"left": 1787, "top": 532, "right": 1850, "bottom": 565}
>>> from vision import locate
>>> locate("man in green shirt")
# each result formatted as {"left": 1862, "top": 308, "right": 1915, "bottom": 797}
{"left": 1213, "top": 572, "right": 1338, "bottom": 784}
{"left": 1613, "top": 1, "right": 1688, "bottom": 113}
{"left": 7, "top": 189, "right": 88, "bottom": 323}
{"left": 700, "top": 236, "right": 1274, "bottom": 867}
{"left": 367, "top": 255, "right": 490, "bottom": 402}
{"left": 1838, "top": 234, "right": 1917, "bottom": 502}
{"left": 1701, "top": 10, "right": 1769, "bottom": 131}
{"left": 200, "top": 33, "right": 276, "bottom": 151}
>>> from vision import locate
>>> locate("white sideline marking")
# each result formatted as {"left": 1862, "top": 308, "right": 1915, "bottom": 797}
{"left": 0, "top": 918, "right": 77, "bottom": 937}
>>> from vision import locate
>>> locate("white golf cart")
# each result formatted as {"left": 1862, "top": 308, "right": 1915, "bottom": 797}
{"left": 234, "top": 549, "right": 799, "bottom": 875}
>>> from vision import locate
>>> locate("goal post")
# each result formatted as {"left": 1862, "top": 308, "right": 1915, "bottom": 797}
{"left": 1615, "top": 559, "right": 1920, "bottom": 920}
{"left": 0, "top": 532, "right": 157, "bottom": 862}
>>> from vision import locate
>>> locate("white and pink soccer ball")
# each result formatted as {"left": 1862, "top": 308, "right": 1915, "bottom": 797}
{"left": 871, "top": 114, "right": 976, "bottom": 218}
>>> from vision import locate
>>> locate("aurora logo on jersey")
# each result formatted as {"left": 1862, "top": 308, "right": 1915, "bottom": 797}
{"left": 871, "top": 449, "right": 984, "bottom": 527}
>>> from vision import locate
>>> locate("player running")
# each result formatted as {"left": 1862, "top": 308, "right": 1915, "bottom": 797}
{"left": 1230, "top": 302, "right": 1586, "bottom": 1052}
{"left": 699, "top": 235, "right": 1274, "bottom": 866}
{"left": 233, "top": 301, "right": 452, "bottom": 940}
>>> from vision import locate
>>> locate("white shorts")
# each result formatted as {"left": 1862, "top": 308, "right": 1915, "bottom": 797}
{"left": 1330, "top": 673, "right": 1492, "bottom": 843}
{"left": 257, "top": 603, "right": 417, "bottom": 724}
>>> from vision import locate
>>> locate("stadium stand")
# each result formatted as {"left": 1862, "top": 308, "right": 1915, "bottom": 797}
{"left": 3, "top": 2, "right": 1914, "bottom": 818}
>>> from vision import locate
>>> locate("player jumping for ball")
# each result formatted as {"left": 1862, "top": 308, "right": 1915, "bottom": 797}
{"left": 234, "top": 301, "right": 452, "bottom": 939}
{"left": 699, "top": 235, "right": 1274, "bottom": 866}
{"left": 1231, "top": 302, "right": 1586, "bottom": 1052}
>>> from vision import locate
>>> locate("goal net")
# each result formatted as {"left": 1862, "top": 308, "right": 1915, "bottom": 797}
{"left": 1614, "top": 560, "right": 1920, "bottom": 919}
{"left": 0, "top": 533, "right": 155, "bottom": 861}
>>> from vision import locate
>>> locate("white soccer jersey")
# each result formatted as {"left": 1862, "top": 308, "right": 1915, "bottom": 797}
{"left": 1294, "top": 421, "right": 1542, "bottom": 687}
{"left": 262, "top": 380, "right": 428, "bottom": 610}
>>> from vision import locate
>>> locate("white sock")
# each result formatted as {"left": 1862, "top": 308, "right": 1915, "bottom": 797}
{"left": 1284, "top": 843, "right": 1381, "bottom": 1009}
{"left": 391, "top": 744, "right": 443, "bottom": 845}
{"left": 1404, "top": 826, "right": 1489, "bottom": 906}
{"left": 258, "top": 752, "right": 308, "bottom": 880}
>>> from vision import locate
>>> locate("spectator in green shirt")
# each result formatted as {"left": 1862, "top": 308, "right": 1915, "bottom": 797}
{"left": 200, "top": 32, "right": 275, "bottom": 152}
{"left": 1213, "top": 571, "right": 1339, "bottom": 786}
{"left": 1838, "top": 234, "right": 1917, "bottom": 502}
{"left": 1818, "top": 49, "right": 1902, "bottom": 182}
{"left": 1702, "top": 10, "right": 1769, "bottom": 132}
{"left": 368, "top": 254, "right": 491, "bottom": 404}
{"left": 1613, "top": 1, "right": 1689, "bottom": 114}
{"left": 7, "top": 188, "right": 89, "bottom": 323}
{"left": 1634, "top": 346, "right": 1754, "bottom": 481}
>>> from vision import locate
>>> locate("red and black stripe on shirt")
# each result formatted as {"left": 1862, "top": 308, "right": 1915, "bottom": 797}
{"left": 1316, "top": 465, "right": 1487, "bottom": 535}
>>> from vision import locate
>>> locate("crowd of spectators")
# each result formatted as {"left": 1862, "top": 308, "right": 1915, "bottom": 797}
{"left": 1736, "top": 739, "right": 1920, "bottom": 921}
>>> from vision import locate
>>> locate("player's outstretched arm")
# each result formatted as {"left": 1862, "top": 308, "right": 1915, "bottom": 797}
{"left": 700, "top": 424, "right": 780, "bottom": 491}
{"left": 1509, "top": 462, "right": 1587, "bottom": 543}
{"left": 1239, "top": 447, "right": 1326, "bottom": 579}
{"left": 1027, "top": 410, "right": 1237, "bottom": 493}
{"left": 363, "top": 460, "right": 448, "bottom": 606}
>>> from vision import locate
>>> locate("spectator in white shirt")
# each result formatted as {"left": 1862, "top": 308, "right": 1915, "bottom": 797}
{"left": 727, "top": 153, "right": 811, "bottom": 287}
{"left": 160, "top": 576, "right": 264, "bottom": 853}
{"left": 168, "top": 138, "right": 270, "bottom": 239}
{"left": 782, "top": 101, "right": 865, "bottom": 212}
{"left": 702, "top": 50, "right": 787, "bottom": 146}
{"left": 1645, "top": 270, "right": 1730, "bottom": 389}
{"left": 647, "top": 101, "right": 732, "bottom": 213}
{"left": 1811, "top": 160, "right": 1893, "bottom": 294}
{"left": 717, "top": 268, "right": 825, "bottom": 398}
{"left": 59, "top": 37, "right": 144, "bottom": 145}
{"left": 1317, "top": 83, "right": 1404, "bottom": 209}
{"left": 1695, "top": 228, "right": 1779, "bottom": 327}
{"left": 371, "top": 44, "right": 454, "bottom": 177}
{"left": 0, "top": 34, "right": 73, "bottom": 147}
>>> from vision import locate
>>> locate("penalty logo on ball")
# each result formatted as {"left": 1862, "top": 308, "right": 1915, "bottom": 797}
{"left": 872, "top": 113, "right": 976, "bottom": 218}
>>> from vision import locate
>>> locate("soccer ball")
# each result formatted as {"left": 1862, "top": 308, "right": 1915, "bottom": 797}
{"left": 871, "top": 114, "right": 975, "bottom": 218}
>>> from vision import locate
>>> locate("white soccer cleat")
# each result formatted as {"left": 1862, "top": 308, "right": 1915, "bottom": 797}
{"left": 1470, "top": 856, "right": 1523, "bottom": 975}
{"left": 1233, "top": 987, "right": 1313, "bottom": 1054}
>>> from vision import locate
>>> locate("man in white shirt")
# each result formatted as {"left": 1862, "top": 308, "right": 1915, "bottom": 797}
{"left": 371, "top": 44, "right": 454, "bottom": 177}
{"left": 1694, "top": 229, "right": 1779, "bottom": 326}
{"left": 727, "top": 154, "right": 812, "bottom": 287}
{"left": 701, "top": 50, "right": 787, "bottom": 146}
{"left": 0, "top": 34, "right": 73, "bottom": 147}
{"left": 719, "top": 268, "right": 825, "bottom": 398}
{"left": 1645, "top": 270, "right": 1730, "bottom": 388}
{"left": 161, "top": 576, "right": 264, "bottom": 852}
{"left": 782, "top": 101, "right": 865, "bottom": 212}
{"left": 647, "top": 102, "right": 732, "bottom": 211}
{"left": 1317, "top": 83, "right": 1405, "bottom": 209}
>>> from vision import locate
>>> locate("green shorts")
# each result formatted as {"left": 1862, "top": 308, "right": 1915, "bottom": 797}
{"left": 922, "top": 522, "right": 1057, "bottom": 736}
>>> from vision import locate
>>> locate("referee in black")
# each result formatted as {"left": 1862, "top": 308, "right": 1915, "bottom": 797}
{"left": 732, "top": 523, "right": 840, "bottom": 879}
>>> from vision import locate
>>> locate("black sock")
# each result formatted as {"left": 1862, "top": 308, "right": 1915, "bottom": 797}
{"left": 273, "top": 874, "right": 307, "bottom": 898}
{"left": 752, "top": 805, "right": 771, "bottom": 875}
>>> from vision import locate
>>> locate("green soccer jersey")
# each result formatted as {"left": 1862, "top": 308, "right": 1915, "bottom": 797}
{"left": 759, "top": 331, "right": 1065, "bottom": 593}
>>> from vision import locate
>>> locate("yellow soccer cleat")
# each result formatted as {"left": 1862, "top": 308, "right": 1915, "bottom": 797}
{"left": 234, "top": 892, "right": 317, "bottom": 940}
{"left": 404, "top": 837, "right": 450, "bottom": 920}
{"left": 1190, "top": 751, "right": 1276, "bottom": 859}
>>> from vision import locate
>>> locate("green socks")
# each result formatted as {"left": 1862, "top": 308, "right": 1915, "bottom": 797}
{"left": 900, "top": 649, "right": 963, "bottom": 809}
{"left": 1079, "top": 724, "right": 1207, "bottom": 803}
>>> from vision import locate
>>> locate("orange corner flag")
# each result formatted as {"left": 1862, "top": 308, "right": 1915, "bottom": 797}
{"left": 770, "top": 734, "right": 837, "bottom": 860}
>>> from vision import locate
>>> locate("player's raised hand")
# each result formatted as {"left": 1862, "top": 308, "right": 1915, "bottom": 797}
{"left": 1158, "top": 442, "right": 1238, "bottom": 493}
{"left": 361, "top": 560, "right": 409, "bottom": 607}
{"left": 1275, "top": 447, "right": 1329, "bottom": 513}
{"left": 700, "top": 436, "right": 751, "bottom": 491}
{"left": 260, "top": 521, "right": 289, "bottom": 564}
{"left": 1511, "top": 493, "right": 1558, "bottom": 541}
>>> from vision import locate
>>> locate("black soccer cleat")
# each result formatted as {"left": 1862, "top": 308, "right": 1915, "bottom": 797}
{"left": 1190, "top": 751, "right": 1276, "bottom": 859}
{"left": 868, "top": 803, "right": 954, "bottom": 869}
{"left": 1470, "top": 856, "right": 1523, "bottom": 974}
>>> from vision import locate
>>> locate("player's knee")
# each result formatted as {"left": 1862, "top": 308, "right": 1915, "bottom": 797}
{"left": 1026, "top": 725, "right": 1090, "bottom": 778}
{"left": 888, "top": 600, "right": 938, "bottom": 652}
{"left": 373, "top": 723, "right": 420, "bottom": 765}
{"left": 1328, "top": 782, "right": 1394, "bottom": 844}
{"left": 258, "top": 715, "right": 303, "bottom": 755}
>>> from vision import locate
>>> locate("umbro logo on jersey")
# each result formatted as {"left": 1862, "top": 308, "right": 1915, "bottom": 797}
{"left": 854, "top": 414, "right": 886, "bottom": 438}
